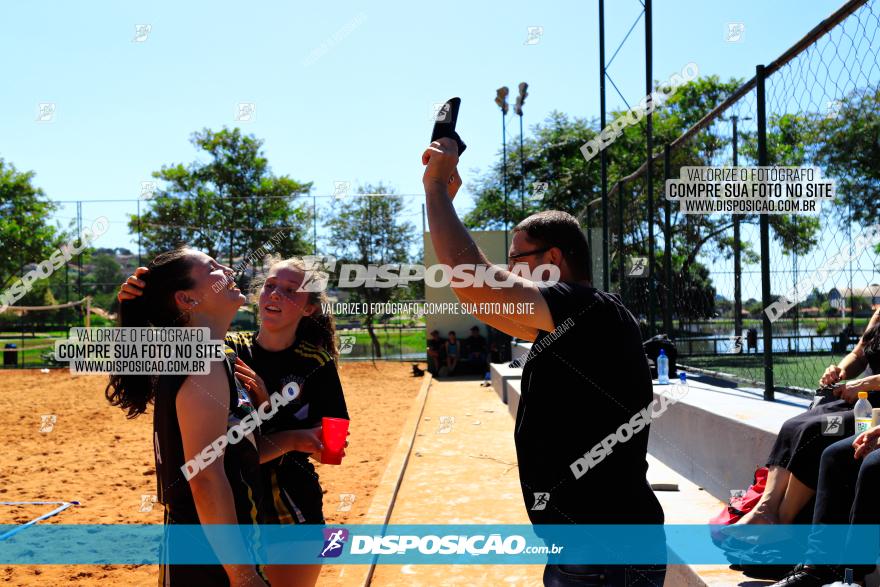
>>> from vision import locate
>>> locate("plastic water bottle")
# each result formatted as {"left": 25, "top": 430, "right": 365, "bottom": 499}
{"left": 657, "top": 349, "right": 669, "bottom": 384}
{"left": 855, "top": 391, "right": 872, "bottom": 435}
{"left": 674, "top": 372, "right": 688, "bottom": 400}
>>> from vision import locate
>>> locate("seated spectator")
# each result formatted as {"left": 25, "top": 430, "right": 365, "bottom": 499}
{"left": 769, "top": 425, "right": 880, "bottom": 586}
{"left": 737, "top": 307, "right": 880, "bottom": 526}
{"left": 445, "top": 331, "right": 459, "bottom": 375}
{"left": 464, "top": 326, "right": 488, "bottom": 371}
{"left": 426, "top": 330, "right": 444, "bottom": 375}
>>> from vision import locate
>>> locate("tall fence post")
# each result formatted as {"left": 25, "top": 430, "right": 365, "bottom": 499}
{"left": 137, "top": 198, "right": 142, "bottom": 267}
{"left": 757, "top": 64, "right": 775, "bottom": 401}
{"left": 663, "top": 144, "right": 673, "bottom": 336}
{"left": 586, "top": 204, "right": 594, "bottom": 283}
{"left": 645, "top": 0, "right": 655, "bottom": 336}
{"left": 618, "top": 180, "right": 626, "bottom": 304}
{"left": 599, "top": 0, "right": 610, "bottom": 291}
{"left": 732, "top": 117, "right": 743, "bottom": 349}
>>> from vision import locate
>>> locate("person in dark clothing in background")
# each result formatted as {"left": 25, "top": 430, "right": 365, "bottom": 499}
{"left": 464, "top": 326, "right": 488, "bottom": 372}
{"left": 427, "top": 329, "right": 444, "bottom": 375}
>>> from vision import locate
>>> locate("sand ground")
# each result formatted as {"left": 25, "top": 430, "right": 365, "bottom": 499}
{"left": 0, "top": 362, "right": 425, "bottom": 587}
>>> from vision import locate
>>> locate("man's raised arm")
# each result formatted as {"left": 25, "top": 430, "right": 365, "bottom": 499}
{"left": 421, "top": 138, "right": 554, "bottom": 339}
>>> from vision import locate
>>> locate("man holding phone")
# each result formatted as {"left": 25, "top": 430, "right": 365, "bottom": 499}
{"left": 421, "top": 133, "right": 665, "bottom": 586}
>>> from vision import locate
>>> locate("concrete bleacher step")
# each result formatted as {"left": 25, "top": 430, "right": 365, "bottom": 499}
{"left": 507, "top": 379, "right": 521, "bottom": 419}
{"left": 646, "top": 456, "right": 775, "bottom": 587}
{"left": 495, "top": 344, "right": 880, "bottom": 585}
{"left": 490, "top": 361, "right": 522, "bottom": 405}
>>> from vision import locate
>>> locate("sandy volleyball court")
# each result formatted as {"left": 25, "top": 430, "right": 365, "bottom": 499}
{"left": 0, "top": 362, "right": 425, "bottom": 586}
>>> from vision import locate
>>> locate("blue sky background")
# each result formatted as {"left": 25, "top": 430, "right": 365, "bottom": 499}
{"left": 0, "top": 0, "right": 865, "bottom": 301}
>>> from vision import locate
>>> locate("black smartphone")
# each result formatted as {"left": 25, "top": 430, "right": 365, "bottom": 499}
{"left": 431, "top": 97, "right": 467, "bottom": 156}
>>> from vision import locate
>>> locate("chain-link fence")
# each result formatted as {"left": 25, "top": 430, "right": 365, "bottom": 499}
{"left": 595, "top": 0, "right": 880, "bottom": 398}
{"left": 1, "top": 192, "right": 429, "bottom": 368}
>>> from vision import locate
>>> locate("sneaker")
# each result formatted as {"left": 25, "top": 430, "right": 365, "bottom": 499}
{"left": 769, "top": 564, "right": 837, "bottom": 587}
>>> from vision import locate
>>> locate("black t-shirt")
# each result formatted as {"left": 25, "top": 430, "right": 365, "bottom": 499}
{"left": 224, "top": 332, "right": 349, "bottom": 460}
{"left": 515, "top": 282, "right": 664, "bottom": 525}
{"left": 153, "top": 355, "right": 263, "bottom": 525}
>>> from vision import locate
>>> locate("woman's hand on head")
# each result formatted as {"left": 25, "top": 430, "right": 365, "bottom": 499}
{"left": 117, "top": 267, "right": 149, "bottom": 302}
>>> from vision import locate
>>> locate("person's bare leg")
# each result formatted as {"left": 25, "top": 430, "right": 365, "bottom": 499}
{"left": 265, "top": 564, "right": 322, "bottom": 587}
{"left": 777, "top": 474, "right": 816, "bottom": 524}
{"left": 735, "top": 466, "right": 789, "bottom": 525}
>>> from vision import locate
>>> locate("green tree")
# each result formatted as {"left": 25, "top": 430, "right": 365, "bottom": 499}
{"left": 465, "top": 75, "right": 826, "bottom": 320}
{"left": 814, "top": 88, "right": 880, "bottom": 231}
{"left": 324, "top": 184, "right": 417, "bottom": 358}
{"left": 0, "top": 159, "right": 60, "bottom": 291}
{"left": 85, "top": 253, "right": 125, "bottom": 295}
{"left": 130, "top": 128, "right": 312, "bottom": 285}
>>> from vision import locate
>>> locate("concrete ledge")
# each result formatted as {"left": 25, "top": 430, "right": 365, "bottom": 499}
{"left": 340, "top": 373, "right": 433, "bottom": 587}
{"left": 648, "top": 376, "right": 811, "bottom": 502}
{"left": 507, "top": 379, "right": 521, "bottom": 419}
{"left": 511, "top": 341, "right": 531, "bottom": 365}
{"left": 489, "top": 362, "right": 522, "bottom": 404}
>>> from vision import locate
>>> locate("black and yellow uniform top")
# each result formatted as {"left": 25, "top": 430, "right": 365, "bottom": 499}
{"left": 153, "top": 354, "right": 264, "bottom": 586}
{"left": 225, "top": 331, "right": 349, "bottom": 524}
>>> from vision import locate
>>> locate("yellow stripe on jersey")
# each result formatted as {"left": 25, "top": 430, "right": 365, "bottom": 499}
{"left": 240, "top": 471, "right": 265, "bottom": 578}
{"left": 295, "top": 343, "right": 330, "bottom": 365}
{"left": 160, "top": 507, "right": 170, "bottom": 587}
{"left": 271, "top": 470, "right": 295, "bottom": 525}
{"left": 300, "top": 341, "right": 331, "bottom": 359}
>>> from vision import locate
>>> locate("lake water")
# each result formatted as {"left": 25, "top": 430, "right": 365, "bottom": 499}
{"left": 676, "top": 320, "right": 859, "bottom": 354}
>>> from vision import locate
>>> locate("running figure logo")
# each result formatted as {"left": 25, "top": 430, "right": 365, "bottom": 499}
{"left": 432, "top": 102, "right": 451, "bottom": 123}
{"left": 36, "top": 103, "right": 56, "bottom": 123}
{"left": 337, "top": 493, "right": 356, "bottom": 512}
{"left": 629, "top": 257, "right": 648, "bottom": 278}
{"left": 235, "top": 103, "right": 256, "bottom": 122}
{"left": 524, "top": 26, "right": 544, "bottom": 45}
{"left": 728, "top": 335, "right": 743, "bottom": 354}
{"left": 319, "top": 528, "right": 349, "bottom": 558}
{"left": 133, "top": 24, "right": 152, "bottom": 43}
{"left": 438, "top": 416, "right": 455, "bottom": 434}
{"left": 333, "top": 181, "right": 351, "bottom": 200}
{"left": 532, "top": 492, "right": 550, "bottom": 511}
{"left": 139, "top": 494, "right": 157, "bottom": 512}
{"left": 822, "top": 414, "right": 844, "bottom": 436}
{"left": 531, "top": 182, "right": 549, "bottom": 201}
{"left": 39, "top": 414, "right": 57, "bottom": 433}
{"left": 726, "top": 22, "right": 745, "bottom": 42}
{"left": 339, "top": 336, "right": 356, "bottom": 355}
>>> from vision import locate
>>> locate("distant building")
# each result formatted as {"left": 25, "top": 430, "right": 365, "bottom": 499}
{"left": 828, "top": 285, "right": 880, "bottom": 312}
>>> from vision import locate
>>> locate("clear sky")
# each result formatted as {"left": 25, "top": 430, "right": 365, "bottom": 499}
{"left": 0, "top": 0, "right": 859, "bottom": 299}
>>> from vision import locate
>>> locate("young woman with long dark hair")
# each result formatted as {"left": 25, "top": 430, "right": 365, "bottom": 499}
{"left": 119, "top": 254, "right": 349, "bottom": 587}
{"left": 107, "top": 247, "right": 270, "bottom": 586}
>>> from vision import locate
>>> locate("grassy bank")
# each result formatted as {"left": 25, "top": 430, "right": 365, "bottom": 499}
{"left": 681, "top": 353, "right": 848, "bottom": 390}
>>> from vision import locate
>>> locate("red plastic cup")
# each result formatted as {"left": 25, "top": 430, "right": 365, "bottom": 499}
{"left": 321, "top": 417, "right": 349, "bottom": 465}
